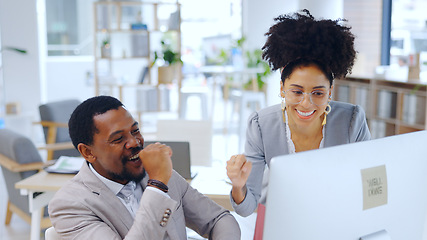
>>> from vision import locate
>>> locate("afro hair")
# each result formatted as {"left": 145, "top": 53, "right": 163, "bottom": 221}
{"left": 262, "top": 9, "right": 356, "bottom": 81}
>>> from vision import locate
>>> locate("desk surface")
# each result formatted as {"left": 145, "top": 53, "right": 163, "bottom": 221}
{"left": 15, "top": 167, "right": 230, "bottom": 193}
{"left": 198, "top": 66, "right": 264, "bottom": 74}
{"left": 15, "top": 170, "right": 72, "bottom": 192}
{"left": 15, "top": 166, "right": 232, "bottom": 209}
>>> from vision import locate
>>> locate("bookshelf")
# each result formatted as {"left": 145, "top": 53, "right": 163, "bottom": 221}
{"left": 334, "top": 76, "right": 427, "bottom": 139}
{"left": 93, "top": 1, "right": 182, "bottom": 112}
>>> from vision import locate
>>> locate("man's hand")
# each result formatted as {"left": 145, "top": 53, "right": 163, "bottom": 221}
{"left": 139, "top": 142, "right": 173, "bottom": 184}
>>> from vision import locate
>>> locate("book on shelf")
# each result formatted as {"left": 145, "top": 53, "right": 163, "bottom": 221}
{"left": 370, "top": 120, "right": 386, "bottom": 139}
{"left": 131, "top": 23, "right": 148, "bottom": 30}
{"left": 403, "top": 94, "right": 417, "bottom": 124}
{"left": 168, "top": 10, "right": 180, "bottom": 31}
{"left": 402, "top": 93, "right": 425, "bottom": 126}
{"left": 336, "top": 85, "right": 350, "bottom": 103}
{"left": 355, "top": 87, "right": 368, "bottom": 112}
{"left": 131, "top": 33, "right": 149, "bottom": 57}
{"left": 415, "top": 96, "right": 426, "bottom": 125}
{"left": 377, "top": 90, "right": 397, "bottom": 119}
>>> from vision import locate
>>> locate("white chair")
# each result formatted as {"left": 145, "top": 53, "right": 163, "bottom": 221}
{"left": 228, "top": 89, "right": 266, "bottom": 152}
{"left": 45, "top": 226, "right": 61, "bottom": 240}
{"left": 179, "top": 86, "right": 209, "bottom": 120}
{"left": 156, "top": 119, "right": 212, "bottom": 166}
{"left": 135, "top": 85, "right": 171, "bottom": 124}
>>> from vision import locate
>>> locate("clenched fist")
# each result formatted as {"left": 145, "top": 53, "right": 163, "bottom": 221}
{"left": 226, "top": 154, "right": 252, "bottom": 204}
{"left": 139, "top": 142, "right": 173, "bottom": 184}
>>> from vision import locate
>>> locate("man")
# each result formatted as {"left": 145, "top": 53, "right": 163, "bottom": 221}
{"left": 48, "top": 96, "right": 240, "bottom": 239}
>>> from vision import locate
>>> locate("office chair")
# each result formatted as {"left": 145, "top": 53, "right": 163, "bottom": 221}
{"left": 45, "top": 226, "right": 61, "bottom": 240}
{"left": 38, "top": 99, "right": 81, "bottom": 160}
{"left": 0, "top": 128, "right": 51, "bottom": 229}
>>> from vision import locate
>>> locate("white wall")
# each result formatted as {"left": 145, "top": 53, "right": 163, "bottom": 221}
{"left": 45, "top": 57, "right": 95, "bottom": 102}
{"left": 299, "top": 0, "right": 343, "bottom": 19}
{"left": 44, "top": 57, "right": 144, "bottom": 112}
{"left": 0, "top": 0, "right": 42, "bottom": 116}
{"left": 243, "top": 0, "right": 298, "bottom": 107}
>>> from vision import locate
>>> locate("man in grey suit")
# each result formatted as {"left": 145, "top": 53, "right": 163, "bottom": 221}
{"left": 48, "top": 96, "right": 240, "bottom": 240}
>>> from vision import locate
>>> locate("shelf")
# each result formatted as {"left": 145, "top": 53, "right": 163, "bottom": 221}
{"left": 96, "top": 56, "right": 150, "bottom": 60}
{"left": 97, "top": 29, "right": 149, "bottom": 34}
{"left": 93, "top": 1, "right": 182, "bottom": 112}
{"left": 96, "top": 29, "right": 179, "bottom": 34}
{"left": 334, "top": 77, "right": 427, "bottom": 138}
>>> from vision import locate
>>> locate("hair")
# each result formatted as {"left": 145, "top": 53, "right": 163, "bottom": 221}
{"left": 262, "top": 9, "right": 356, "bottom": 86}
{"left": 68, "top": 95, "right": 124, "bottom": 149}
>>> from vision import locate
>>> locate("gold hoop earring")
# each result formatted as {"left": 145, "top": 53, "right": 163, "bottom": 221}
{"left": 322, "top": 104, "right": 331, "bottom": 126}
{"left": 281, "top": 97, "right": 286, "bottom": 111}
{"left": 281, "top": 97, "right": 286, "bottom": 123}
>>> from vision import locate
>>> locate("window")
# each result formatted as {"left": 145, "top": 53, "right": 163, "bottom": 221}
{"left": 390, "top": 0, "right": 427, "bottom": 67}
{"left": 45, "top": 0, "right": 95, "bottom": 56}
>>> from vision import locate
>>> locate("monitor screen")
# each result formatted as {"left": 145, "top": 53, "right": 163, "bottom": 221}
{"left": 263, "top": 130, "right": 427, "bottom": 240}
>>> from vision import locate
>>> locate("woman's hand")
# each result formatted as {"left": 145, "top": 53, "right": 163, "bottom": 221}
{"left": 226, "top": 154, "right": 252, "bottom": 204}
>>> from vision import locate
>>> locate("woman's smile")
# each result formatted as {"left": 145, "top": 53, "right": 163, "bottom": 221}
{"left": 296, "top": 109, "right": 316, "bottom": 119}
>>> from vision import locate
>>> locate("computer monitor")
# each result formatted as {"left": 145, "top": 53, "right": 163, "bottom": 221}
{"left": 144, "top": 141, "right": 195, "bottom": 180}
{"left": 263, "top": 130, "right": 427, "bottom": 240}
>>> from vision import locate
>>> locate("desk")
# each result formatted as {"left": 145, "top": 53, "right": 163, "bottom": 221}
{"left": 15, "top": 167, "right": 241, "bottom": 240}
{"left": 190, "top": 166, "right": 233, "bottom": 211}
{"left": 15, "top": 171, "right": 72, "bottom": 240}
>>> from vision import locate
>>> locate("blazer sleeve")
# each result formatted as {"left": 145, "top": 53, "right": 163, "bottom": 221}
{"left": 126, "top": 190, "right": 178, "bottom": 240}
{"left": 49, "top": 184, "right": 178, "bottom": 240}
{"left": 231, "top": 111, "right": 266, "bottom": 217}
{"left": 349, "top": 105, "right": 371, "bottom": 142}
{"left": 170, "top": 172, "right": 241, "bottom": 240}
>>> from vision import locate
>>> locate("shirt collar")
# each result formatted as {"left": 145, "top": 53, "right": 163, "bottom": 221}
{"left": 89, "top": 163, "right": 127, "bottom": 195}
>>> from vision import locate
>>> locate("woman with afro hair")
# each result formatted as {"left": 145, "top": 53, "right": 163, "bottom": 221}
{"left": 226, "top": 9, "right": 371, "bottom": 217}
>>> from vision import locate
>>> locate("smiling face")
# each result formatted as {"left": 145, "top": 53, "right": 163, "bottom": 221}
{"left": 281, "top": 64, "right": 333, "bottom": 129}
{"left": 82, "top": 106, "right": 145, "bottom": 184}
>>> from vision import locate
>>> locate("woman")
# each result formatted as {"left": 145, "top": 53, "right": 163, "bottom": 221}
{"left": 226, "top": 9, "right": 371, "bottom": 217}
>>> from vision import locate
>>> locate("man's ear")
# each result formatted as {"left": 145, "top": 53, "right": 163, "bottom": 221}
{"left": 78, "top": 143, "right": 96, "bottom": 163}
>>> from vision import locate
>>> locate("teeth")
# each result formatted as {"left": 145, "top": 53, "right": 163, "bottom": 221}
{"left": 129, "top": 154, "right": 139, "bottom": 161}
{"left": 297, "top": 110, "right": 315, "bottom": 117}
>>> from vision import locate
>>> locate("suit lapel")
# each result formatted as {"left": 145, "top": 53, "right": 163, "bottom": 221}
{"left": 78, "top": 162, "right": 134, "bottom": 233}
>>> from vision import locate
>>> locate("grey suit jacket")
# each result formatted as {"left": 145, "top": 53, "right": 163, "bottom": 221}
{"left": 232, "top": 101, "right": 371, "bottom": 216}
{"left": 48, "top": 162, "right": 240, "bottom": 240}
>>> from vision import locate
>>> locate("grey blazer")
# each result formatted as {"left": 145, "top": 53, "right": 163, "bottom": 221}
{"left": 232, "top": 101, "right": 371, "bottom": 216}
{"left": 48, "top": 162, "right": 240, "bottom": 240}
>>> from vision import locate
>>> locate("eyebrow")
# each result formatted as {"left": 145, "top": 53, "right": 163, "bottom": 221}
{"left": 289, "top": 84, "right": 327, "bottom": 90}
{"left": 107, "top": 122, "right": 139, "bottom": 141}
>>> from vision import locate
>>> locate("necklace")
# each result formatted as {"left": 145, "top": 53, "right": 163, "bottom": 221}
{"left": 283, "top": 109, "right": 325, "bottom": 153}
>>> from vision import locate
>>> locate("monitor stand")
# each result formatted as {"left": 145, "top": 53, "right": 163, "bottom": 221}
{"left": 359, "top": 230, "right": 391, "bottom": 240}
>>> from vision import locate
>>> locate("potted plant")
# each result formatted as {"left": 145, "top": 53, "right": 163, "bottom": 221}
{"left": 0, "top": 47, "right": 27, "bottom": 54}
{"left": 224, "top": 36, "right": 271, "bottom": 92}
{"left": 100, "top": 37, "right": 111, "bottom": 58}
{"left": 153, "top": 39, "right": 182, "bottom": 84}
{"left": 243, "top": 48, "right": 271, "bottom": 91}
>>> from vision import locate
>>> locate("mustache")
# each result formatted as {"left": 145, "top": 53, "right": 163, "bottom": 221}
{"left": 130, "top": 146, "right": 143, "bottom": 156}
{"left": 121, "top": 146, "right": 143, "bottom": 165}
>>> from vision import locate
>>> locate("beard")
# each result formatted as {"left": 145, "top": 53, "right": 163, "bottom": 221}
{"left": 107, "top": 146, "right": 146, "bottom": 183}
{"left": 107, "top": 166, "right": 146, "bottom": 183}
